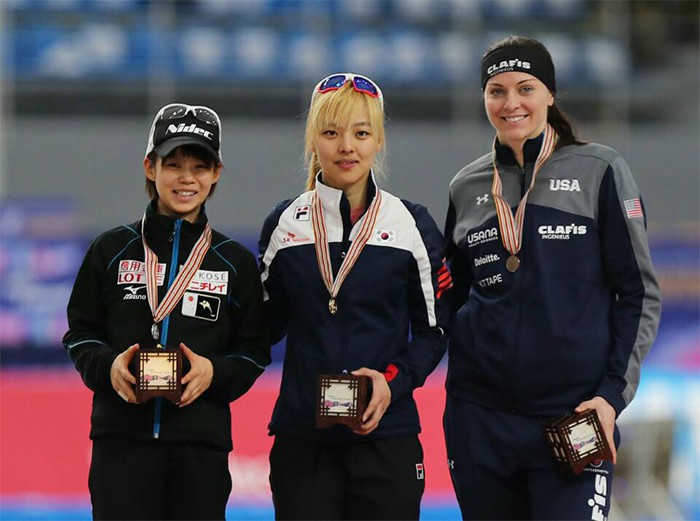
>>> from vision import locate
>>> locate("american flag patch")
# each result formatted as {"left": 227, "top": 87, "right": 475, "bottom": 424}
{"left": 624, "top": 198, "right": 643, "bottom": 219}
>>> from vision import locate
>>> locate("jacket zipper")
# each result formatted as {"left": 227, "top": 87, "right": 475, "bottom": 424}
{"left": 511, "top": 164, "right": 530, "bottom": 412}
{"left": 153, "top": 218, "right": 183, "bottom": 439}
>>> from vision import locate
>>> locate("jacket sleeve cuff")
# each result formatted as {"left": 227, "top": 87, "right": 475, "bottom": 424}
{"left": 595, "top": 385, "right": 625, "bottom": 418}
{"left": 385, "top": 364, "right": 411, "bottom": 403}
{"left": 209, "top": 355, "right": 264, "bottom": 403}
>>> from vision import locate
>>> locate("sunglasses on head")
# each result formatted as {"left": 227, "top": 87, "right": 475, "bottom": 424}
{"left": 314, "top": 73, "right": 383, "bottom": 104}
{"left": 157, "top": 103, "right": 221, "bottom": 128}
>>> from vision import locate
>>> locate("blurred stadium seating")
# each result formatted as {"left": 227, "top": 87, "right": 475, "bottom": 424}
{"left": 3, "top": 0, "right": 696, "bottom": 121}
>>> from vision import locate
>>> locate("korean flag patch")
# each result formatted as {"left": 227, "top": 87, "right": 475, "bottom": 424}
{"left": 374, "top": 229, "right": 397, "bottom": 244}
{"left": 182, "top": 291, "right": 220, "bottom": 322}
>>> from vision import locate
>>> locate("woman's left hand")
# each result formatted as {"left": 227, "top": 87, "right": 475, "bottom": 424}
{"left": 575, "top": 396, "right": 617, "bottom": 464}
{"left": 179, "top": 343, "right": 214, "bottom": 408}
{"left": 351, "top": 367, "right": 392, "bottom": 436}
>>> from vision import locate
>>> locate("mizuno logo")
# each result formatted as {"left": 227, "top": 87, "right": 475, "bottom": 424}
{"left": 476, "top": 194, "right": 490, "bottom": 205}
{"left": 123, "top": 285, "right": 146, "bottom": 300}
{"left": 166, "top": 123, "right": 213, "bottom": 140}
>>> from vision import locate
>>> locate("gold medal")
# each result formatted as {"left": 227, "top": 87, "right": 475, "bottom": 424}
{"left": 506, "top": 255, "right": 520, "bottom": 273}
{"left": 328, "top": 298, "right": 338, "bottom": 315}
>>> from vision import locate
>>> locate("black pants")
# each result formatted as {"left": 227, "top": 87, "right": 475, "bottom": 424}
{"left": 269, "top": 434, "right": 425, "bottom": 520}
{"left": 89, "top": 437, "right": 232, "bottom": 520}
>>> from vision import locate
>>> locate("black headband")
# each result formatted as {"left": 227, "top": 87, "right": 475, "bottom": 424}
{"left": 481, "top": 44, "right": 556, "bottom": 93}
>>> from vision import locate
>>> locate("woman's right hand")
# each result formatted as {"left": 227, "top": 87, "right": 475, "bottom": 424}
{"left": 110, "top": 344, "right": 139, "bottom": 404}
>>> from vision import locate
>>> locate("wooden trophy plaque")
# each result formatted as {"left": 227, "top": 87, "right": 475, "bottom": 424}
{"left": 545, "top": 409, "right": 613, "bottom": 475}
{"left": 316, "top": 374, "right": 371, "bottom": 430}
{"left": 134, "top": 347, "right": 182, "bottom": 404}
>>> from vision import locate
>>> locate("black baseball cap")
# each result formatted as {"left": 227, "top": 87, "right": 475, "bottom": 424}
{"left": 144, "top": 103, "right": 222, "bottom": 162}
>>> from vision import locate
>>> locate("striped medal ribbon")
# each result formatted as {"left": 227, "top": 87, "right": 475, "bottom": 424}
{"left": 311, "top": 187, "right": 383, "bottom": 314}
{"left": 141, "top": 214, "right": 212, "bottom": 342}
{"left": 491, "top": 124, "right": 558, "bottom": 273}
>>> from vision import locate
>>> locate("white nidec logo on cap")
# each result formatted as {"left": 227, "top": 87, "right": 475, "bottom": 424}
{"left": 167, "top": 123, "right": 214, "bottom": 140}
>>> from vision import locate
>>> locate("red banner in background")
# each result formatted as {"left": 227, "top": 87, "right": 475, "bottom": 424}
{"left": 0, "top": 367, "right": 453, "bottom": 503}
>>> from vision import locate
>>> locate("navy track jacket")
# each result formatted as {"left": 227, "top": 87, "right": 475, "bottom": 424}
{"left": 259, "top": 174, "right": 452, "bottom": 443}
{"left": 445, "top": 135, "right": 661, "bottom": 418}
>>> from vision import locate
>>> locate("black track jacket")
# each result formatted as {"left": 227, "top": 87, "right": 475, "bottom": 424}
{"left": 63, "top": 203, "right": 270, "bottom": 451}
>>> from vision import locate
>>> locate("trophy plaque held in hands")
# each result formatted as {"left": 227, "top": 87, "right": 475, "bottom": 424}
{"left": 316, "top": 374, "right": 371, "bottom": 430}
{"left": 545, "top": 409, "right": 613, "bottom": 475}
{"left": 135, "top": 346, "right": 182, "bottom": 404}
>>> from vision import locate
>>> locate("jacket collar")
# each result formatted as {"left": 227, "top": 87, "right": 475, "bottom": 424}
{"left": 143, "top": 200, "right": 209, "bottom": 251}
{"left": 314, "top": 170, "right": 378, "bottom": 216}
{"left": 494, "top": 132, "right": 545, "bottom": 167}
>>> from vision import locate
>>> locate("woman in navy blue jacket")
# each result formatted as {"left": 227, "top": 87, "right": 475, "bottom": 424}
{"left": 443, "top": 35, "right": 661, "bottom": 520}
{"left": 258, "top": 73, "right": 452, "bottom": 520}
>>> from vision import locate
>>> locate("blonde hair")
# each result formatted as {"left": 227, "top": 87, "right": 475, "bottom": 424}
{"left": 304, "top": 82, "right": 386, "bottom": 191}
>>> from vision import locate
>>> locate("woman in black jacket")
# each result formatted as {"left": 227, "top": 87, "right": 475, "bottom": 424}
{"left": 63, "top": 103, "right": 270, "bottom": 520}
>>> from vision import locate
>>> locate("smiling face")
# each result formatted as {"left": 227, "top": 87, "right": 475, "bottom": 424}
{"left": 144, "top": 147, "right": 221, "bottom": 223}
{"left": 484, "top": 71, "right": 554, "bottom": 155}
{"left": 311, "top": 106, "right": 382, "bottom": 203}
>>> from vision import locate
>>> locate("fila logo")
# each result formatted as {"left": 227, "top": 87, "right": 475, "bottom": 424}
{"left": 587, "top": 474, "right": 608, "bottom": 521}
{"left": 549, "top": 179, "right": 581, "bottom": 192}
{"left": 166, "top": 123, "right": 213, "bottom": 141}
{"left": 415, "top": 463, "right": 424, "bottom": 480}
{"left": 487, "top": 59, "right": 531, "bottom": 75}
{"left": 476, "top": 193, "right": 490, "bottom": 205}
{"left": 294, "top": 205, "right": 310, "bottom": 221}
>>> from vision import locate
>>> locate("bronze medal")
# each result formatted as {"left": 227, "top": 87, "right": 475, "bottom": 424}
{"left": 491, "top": 125, "right": 558, "bottom": 277}
{"left": 506, "top": 255, "right": 520, "bottom": 273}
{"left": 311, "top": 179, "right": 383, "bottom": 318}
